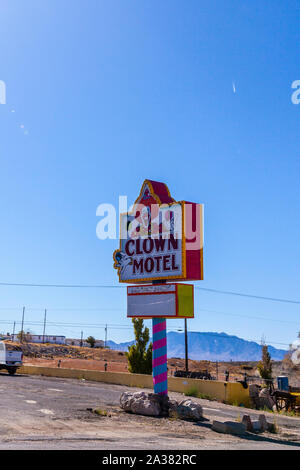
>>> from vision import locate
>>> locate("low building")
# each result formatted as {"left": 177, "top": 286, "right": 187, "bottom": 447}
{"left": 11, "top": 334, "right": 66, "bottom": 345}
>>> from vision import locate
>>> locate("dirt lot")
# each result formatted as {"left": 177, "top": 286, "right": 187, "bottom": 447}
{"left": 15, "top": 341, "right": 258, "bottom": 380}
{"left": 25, "top": 357, "right": 129, "bottom": 372}
{"left": 1, "top": 373, "right": 300, "bottom": 450}
{"left": 7, "top": 341, "right": 300, "bottom": 385}
{"left": 24, "top": 356, "right": 254, "bottom": 380}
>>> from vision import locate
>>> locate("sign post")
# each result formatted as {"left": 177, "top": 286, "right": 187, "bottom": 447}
{"left": 152, "top": 318, "right": 168, "bottom": 395}
{"left": 113, "top": 179, "right": 203, "bottom": 397}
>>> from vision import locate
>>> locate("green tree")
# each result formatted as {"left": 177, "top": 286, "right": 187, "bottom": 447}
{"left": 257, "top": 344, "right": 272, "bottom": 380}
{"left": 86, "top": 336, "right": 96, "bottom": 348}
{"left": 126, "top": 319, "right": 153, "bottom": 374}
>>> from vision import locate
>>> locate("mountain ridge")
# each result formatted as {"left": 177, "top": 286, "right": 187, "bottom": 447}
{"left": 107, "top": 331, "right": 287, "bottom": 361}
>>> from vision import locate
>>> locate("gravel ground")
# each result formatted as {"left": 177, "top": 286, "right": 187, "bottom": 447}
{"left": 0, "top": 372, "right": 300, "bottom": 450}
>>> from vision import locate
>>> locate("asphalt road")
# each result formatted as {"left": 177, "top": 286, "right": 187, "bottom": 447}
{"left": 0, "top": 372, "right": 300, "bottom": 450}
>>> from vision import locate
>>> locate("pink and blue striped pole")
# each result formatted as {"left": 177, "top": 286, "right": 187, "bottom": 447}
{"left": 152, "top": 318, "right": 168, "bottom": 395}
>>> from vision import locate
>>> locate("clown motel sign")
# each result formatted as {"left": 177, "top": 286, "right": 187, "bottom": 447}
{"left": 113, "top": 180, "right": 204, "bottom": 284}
{"left": 127, "top": 283, "right": 194, "bottom": 319}
{"left": 113, "top": 179, "right": 203, "bottom": 395}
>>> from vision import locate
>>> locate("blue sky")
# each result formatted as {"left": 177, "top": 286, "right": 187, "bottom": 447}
{"left": 0, "top": 0, "right": 299, "bottom": 348}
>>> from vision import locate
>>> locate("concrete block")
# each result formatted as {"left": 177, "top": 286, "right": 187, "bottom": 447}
{"left": 252, "top": 420, "right": 262, "bottom": 432}
{"left": 242, "top": 414, "right": 253, "bottom": 431}
{"left": 212, "top": 420, "right": 246, "bottom": 436}
{"left": 258, "top": 414, "right": 268, "bottom": 432}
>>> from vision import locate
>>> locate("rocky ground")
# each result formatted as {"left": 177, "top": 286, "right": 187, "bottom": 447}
{"left": 3, "top": 341, "right": 263, "bottom": 379}
{"left": 1, "top": 373, "right": 300, "bottom": 450}
{"left": 5, "top": 341, "right": 300, "bottom": 385}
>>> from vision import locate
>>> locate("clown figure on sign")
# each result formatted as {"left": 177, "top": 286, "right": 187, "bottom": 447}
{"left": 113, "top": 251, "right": 133, "bottom": 275}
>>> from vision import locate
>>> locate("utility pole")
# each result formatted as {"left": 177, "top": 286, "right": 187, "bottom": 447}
{"left": 42, "top": 309, "right": 47, "bottom": 343}
{"left": 216, "top": 361, "right": 218, "bottom": 380}
{"left": 20, "top": 306, "right": 25, "bottom": 343}
{"left": 184, "top": 318, "right": 188, "bottom": 373}
{"left": 80, "top": 330, "right": 83, "bottom": 347}
{"left": 12, "top": 321, "right": 15, "bottom": 341}
{"left": 104, "top": 324, "right": 107, "bottom": 348}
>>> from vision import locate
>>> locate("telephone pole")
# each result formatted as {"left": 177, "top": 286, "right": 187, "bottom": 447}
{"left": 104, "top": 324, "right": 107, "bottom": 348}
{"left": 184, "top": 318, "right": 188, "bottom": 373}
{"left": 80, "top": 330, "right": 83, "bottom": 347}
{"left": 12, "top": 321, "right": 16, "bottom": 341}
{"left": 20, "top": 306, "right": 25, "bottom": 343}
{"left": 42, "top": 309, "right": 47, "bottom": 343}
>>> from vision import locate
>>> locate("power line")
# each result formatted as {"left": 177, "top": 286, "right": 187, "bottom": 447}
{"left": 0, "top": 320, "right": 133, "bottom": 330}
{"left": 0, "top": 281, "right": 300, "bottom": 305}
{"left": 40, "top": 307, "right": 126, "bottom": 311}
{"left": 0, "top": 307, "right": 300, "bottom": 325}
{"left": 195, "top": 287, "right": 300, "bottom": 305}
{"left": 174, "top": 331, "right": 290, "bottom": 347}
{"left": 0, "top": 282, "right": 123, "bottom": 289}
{"left": 0, "top": 301, "right": 298, "bottom": 329}
{"left": 198, "top": 308, "right": 300, "bottom": 325}
{"left": 0, "top": 314, "right": 294, "bottom": 329}
{"left": 0, "top": 318, "right": 290, "bottom": 347}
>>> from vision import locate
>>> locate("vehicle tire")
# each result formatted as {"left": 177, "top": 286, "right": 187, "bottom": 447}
{"left": 7, "top": 368, "right": 17, "bottom": 375}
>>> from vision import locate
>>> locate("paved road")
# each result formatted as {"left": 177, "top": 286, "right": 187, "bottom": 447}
{"left": 0, "top": 372, "right": 300, "bottom": 450}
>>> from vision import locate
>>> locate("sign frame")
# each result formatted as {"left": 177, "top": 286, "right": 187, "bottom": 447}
{"left": 127, "top": 282, "right": 194, "bottom": 319}
{"left": 113, "top": 180, "right": 203, "bottom": 284}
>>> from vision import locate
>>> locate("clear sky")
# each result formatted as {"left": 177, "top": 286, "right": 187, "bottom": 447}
{"left": 0, "top": 0, "right": 299, "bottom": 349}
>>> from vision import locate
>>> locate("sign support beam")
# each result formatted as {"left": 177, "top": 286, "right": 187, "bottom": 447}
{"left": 152, "top": 317, "right": 168, "bottom": 395}
{"left": 184, "top": 318, "right": 189, "bottom": 373}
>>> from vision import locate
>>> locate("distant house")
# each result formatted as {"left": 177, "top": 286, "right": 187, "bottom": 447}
{"left": 0, "top": 335, "right": 11, "bottom": 341}
{"left": 11, "top": 334, "right": 66, "bottom": 345}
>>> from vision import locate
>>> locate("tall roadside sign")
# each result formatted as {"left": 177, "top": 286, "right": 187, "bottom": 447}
{"left": 113, "top": 180, "right": 204, "bottom": 395}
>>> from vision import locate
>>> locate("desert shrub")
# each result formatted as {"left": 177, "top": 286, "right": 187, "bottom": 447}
{"left": 184, "top": 386, "right": 198, "bottom": 397}
{"left": 257, "top": 345, "right": 272, "bottom": 380}
{"left": 126, "top": 319, "right": 152, "bottom": 375}
{"left": 184, "top": 387, "right": 212, "bottom": 400}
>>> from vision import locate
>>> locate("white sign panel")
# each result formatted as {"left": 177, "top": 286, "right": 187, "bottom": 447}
{"left": 127, "top": 284, "right": 177, "bottom": 318}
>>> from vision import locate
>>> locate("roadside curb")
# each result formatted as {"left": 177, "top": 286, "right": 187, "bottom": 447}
{"left": 19, "top": 364, "right": 251, "bottom": 406}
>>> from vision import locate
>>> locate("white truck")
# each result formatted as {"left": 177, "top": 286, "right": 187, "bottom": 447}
{"left": 0, "top": 341, "right": 23, "bottom": 375}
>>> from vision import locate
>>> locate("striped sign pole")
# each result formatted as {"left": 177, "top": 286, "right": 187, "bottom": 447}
{"left": 152, "top": 318, "right": 168, "bottom": 395}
